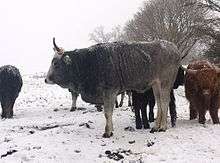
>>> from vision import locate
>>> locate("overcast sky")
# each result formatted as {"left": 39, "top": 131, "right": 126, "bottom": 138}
{"left": 0, "top": 0, "right": 144, "bottom": 74}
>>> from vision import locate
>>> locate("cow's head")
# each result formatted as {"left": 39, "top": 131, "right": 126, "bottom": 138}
{"left": 45, "top": 38, "right": 72, "bottom": 88}
{"left": 186, "top": 67, "right": 220, "bottom": 96}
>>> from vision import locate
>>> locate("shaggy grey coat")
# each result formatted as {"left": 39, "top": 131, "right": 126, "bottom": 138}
{"left": 46, "top": 39, "right": 181, "bottom": 137}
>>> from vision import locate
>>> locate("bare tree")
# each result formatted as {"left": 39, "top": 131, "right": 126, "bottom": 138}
{"left": 89, "top": 25, "right": 124, "bottom": 43}
{"left": 124, "top": 0, "right": 220, "bottom": 58}
{"left": 203, "top": 0, "right": 220, "bottom": 12}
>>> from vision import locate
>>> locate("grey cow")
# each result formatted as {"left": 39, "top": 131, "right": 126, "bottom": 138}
{"left": 45, "top": 38, "right": 181, "bottom": 137}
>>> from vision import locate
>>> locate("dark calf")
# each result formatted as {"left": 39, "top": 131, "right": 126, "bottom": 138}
{"left": 0, "top": 65, "right": 22, "bottom": 118}
{"left": 133, "top": 67, "right": 184, "bottom": 129}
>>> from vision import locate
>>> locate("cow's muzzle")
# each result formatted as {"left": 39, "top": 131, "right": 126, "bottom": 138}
{"left": 45, "top": 77, "right": 55, "bottom": 84}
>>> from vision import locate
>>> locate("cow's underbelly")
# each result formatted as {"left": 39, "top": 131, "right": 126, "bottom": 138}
{"left": 80, "top": 91, "right": 104, "bottom": 105}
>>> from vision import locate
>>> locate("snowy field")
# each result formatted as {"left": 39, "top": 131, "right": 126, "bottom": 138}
{"left": 0, "top": 74, "right": 220, "bottom": 163}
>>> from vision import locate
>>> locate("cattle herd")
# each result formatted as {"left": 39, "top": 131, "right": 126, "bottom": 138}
{"left": 1, "top": 38, "right": 220, "bottom": 138}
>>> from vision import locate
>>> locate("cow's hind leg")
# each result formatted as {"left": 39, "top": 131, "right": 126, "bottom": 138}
{"left": 198, "top": 108, "right": 206, "bottom": 124}
{"left": 1, "top": 96, "right": 15, "bottom": 119}
{"left": 210, "top": 97, "right": 220, "bottom": 124}
{"left": 150, "top": 80, "right": 162, "bottom": 133}
{"left": 169, "top": 90, "right": 177, "bottom": 127}
{"left": 103, "top": 91, "right": 117, "bottom": 138}
{"left": 158, "top": 89, "right": 170, "bottom": 131}
{"left": 134, "top": 103, "right": 142, "bottom": 129}
{"left": 141, "top": 100, "right": 150, "bottom": 129}
{"left": 148, "top": 90, "right": 155, "bottom": 122}
{"left": 151, "top": 80, "right": 170, "bottom": 133}
{"left": 189, "top": 101, "right": 197, "bottom": 120}
{"left": 132, "top": 92, "right": 142, "bottom": 129}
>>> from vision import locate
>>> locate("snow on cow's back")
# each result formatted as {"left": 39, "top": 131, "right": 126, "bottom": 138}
{"left": 0, "top": 65, "right": 21, "bottom": 78}
{"left": 0, "top": 65, "right": 23, "bottom": 91}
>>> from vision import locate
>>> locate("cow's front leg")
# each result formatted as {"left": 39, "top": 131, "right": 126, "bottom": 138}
{"left": 151, "top": 80, "right": 170, "bottom": 133}
{"left": 70, "top": 91, "right": 78, "bottom": 112}
{"left": 103, "top": 91, "right": 116, "bottom": 138}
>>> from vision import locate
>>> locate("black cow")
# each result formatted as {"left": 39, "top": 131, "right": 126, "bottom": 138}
{"left": 0, "top": 65, "right": 22, "bottom": 118}
{"left": 45, "top": 38, "right": 182, "bottom": 137}
{"left": 132, "top": 67, "right": 184, "bottom": 129}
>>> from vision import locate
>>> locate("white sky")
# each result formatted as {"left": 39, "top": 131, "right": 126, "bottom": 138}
{"left": 0, "top": 0, "right": 144, "bottom": 74}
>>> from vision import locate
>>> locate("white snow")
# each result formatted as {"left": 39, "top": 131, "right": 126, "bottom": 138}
{"left": 0, "top": 74, "right": 220, "bottom": 163}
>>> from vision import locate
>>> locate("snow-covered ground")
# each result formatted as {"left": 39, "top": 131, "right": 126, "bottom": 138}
{"left": 0, "top": 74, "right": 220, "bottom": 163}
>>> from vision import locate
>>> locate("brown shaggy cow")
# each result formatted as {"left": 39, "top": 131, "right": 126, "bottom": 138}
{"left": 185, "top": 60, "right": 220, "bottom": 124}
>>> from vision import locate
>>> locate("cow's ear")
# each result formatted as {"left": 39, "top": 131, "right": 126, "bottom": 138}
{"left": 63, "top": 55, "right": 72, "bottom": 65}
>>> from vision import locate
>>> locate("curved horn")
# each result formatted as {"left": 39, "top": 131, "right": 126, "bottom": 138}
{"left": 53, "top": 37, "right": 61, "bottom": 52}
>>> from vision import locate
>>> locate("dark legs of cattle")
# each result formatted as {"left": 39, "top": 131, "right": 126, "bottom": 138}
{"left": 1, "top": 96, "right": 16, "bottom": 119}
{"left": 198, "top": 109, "right": 206, "bottom": 124}
{"left": 133, "top": 91, "right": 150, "bottom": 129}
{"left": 189, "top": 103, "right": 198, "bottom": 120}
{"left": 189, "top": 99, "right": 220, "bottom": 124}
{"left": 169, "top": 90, "right": 177, "bottom": 127}
{"left": 147, "top": 89, "right": 176, "bottom": 126}
{"left": 210, "top": 97, "right": 220, "bottom": 124}
{"left": 95, "top": 105, "right": 103, "bottom": 112}
{"left": 209, "top": 109, "right": 219, "bottom": 124}
{"left": 148, "top": 94, "right": 155, "bottom": 123}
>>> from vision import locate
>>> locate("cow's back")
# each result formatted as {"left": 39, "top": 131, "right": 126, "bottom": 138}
{"left": 71, "top": 40, "right": 181, "bottom": 103}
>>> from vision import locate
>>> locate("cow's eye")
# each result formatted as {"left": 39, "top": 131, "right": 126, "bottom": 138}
{"left": 53, "top": 61, "right": 59, "bottom": 68}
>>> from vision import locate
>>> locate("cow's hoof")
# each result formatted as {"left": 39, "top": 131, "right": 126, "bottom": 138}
{"left": 135, "top": 122, "right": 142, "bottom": 129}
{"left": 171, "top": 121, "right": 176, "bottom": 127}
{"left": 119, "top": 104, "right": 123, "bottom": 107}
{"left": 199, "top": 121, "right": 205, "bottom": 124}
{"left": 95, "top": 106, "right": 103, "bottom": 112}
{"left": 150, "top": 128, "right": 158, "bottom": 133}
{"left": 149, "top": 117, "right": 155, "bottom": 123}
{"left": 158, "top": 128, "right": 166, "bottom": 132}
{"left": 70, "top": 107, "right": 77, "bottom": 112}
{"left": 102, "top": 132, "right": 113, "bottom": 138}
{"left": 143, "top": 125, "right": 150, "bottom": 129}
{"left": 136, "top": 125, "right": 142, "bottom": 129}
{"left": 1, "top": 115, "right": 13, "bottom": 119}
{"left": 171, "top": 123, "right": 176, "bottom": 127}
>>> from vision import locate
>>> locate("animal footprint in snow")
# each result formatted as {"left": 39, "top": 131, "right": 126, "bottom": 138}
{"left": 79, "top": 121, "right": 94, "bottom": 129}
{"left": 124, "top": 126, "right": 135, "bottom": 132}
